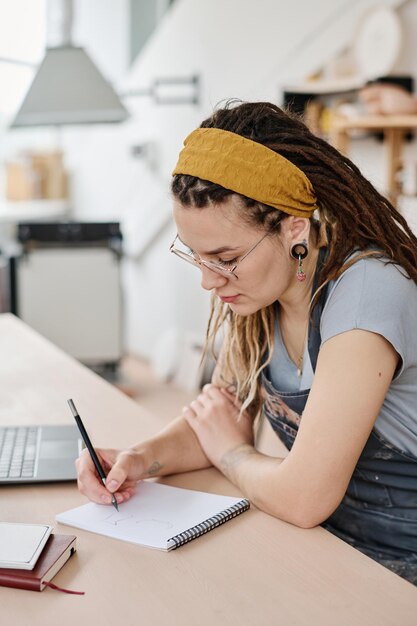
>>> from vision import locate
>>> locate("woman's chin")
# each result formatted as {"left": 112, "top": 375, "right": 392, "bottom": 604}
{"left": 227, "top": 300, "right": 262, "bottom": 316}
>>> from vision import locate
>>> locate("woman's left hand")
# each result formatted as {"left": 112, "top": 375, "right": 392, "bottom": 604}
{"left": 182, "top": 384, "right": 255, "bottom": 469}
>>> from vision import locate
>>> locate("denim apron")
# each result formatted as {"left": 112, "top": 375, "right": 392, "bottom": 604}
{"left": 262, "top": 251, "right": 417, "bottom": 585}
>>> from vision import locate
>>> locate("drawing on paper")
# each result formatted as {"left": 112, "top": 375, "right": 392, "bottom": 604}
{"left": 135, "top": 519, "right": 174, "bottom": 531}
{"left": 103, "top": 511, "right": 174, "bottom": 531}
{"left": 104, "top": 512, "right": 134, "bottom": 526}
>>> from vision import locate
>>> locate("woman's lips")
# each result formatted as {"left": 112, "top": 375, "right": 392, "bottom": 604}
{"left": 218, "top": 294, "right": 240, "bottom": 303}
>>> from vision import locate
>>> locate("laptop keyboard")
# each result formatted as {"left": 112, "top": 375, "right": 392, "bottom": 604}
{"left": 0, "top": 427, "right": 38, "bottom": 479}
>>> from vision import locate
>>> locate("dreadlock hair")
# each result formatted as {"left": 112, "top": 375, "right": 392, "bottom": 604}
{"left": 171, "top": 100, "right": 417, "bottom": 418}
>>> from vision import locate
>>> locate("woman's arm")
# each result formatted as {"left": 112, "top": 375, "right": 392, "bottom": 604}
{"left": 76, "top": 354, "right": 240, "bottom": 505}
{"left": 183, "top": 329, "right": 399, "bottom": 528}
{"left": 76, "top": 414, "right": 213, "bottom": 505}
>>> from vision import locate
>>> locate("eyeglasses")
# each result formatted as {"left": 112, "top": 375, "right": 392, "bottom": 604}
{"left": 169, "top": 232, "right": 269, "bottom": 279}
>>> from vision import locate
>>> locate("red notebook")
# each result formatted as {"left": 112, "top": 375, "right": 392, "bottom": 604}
{"left": 0, "top": 534, "right": 76, "bottom": 592}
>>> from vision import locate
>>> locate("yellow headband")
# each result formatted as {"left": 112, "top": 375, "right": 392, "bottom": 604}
{"left": 172, "top": 127, "right": 318, "bottom": 218}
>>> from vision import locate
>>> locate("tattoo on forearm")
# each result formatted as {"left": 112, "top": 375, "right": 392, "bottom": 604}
{"left": 220, "top": 444, "right": 257, "bottom": 479}
{"left": 146, "top": 461, "right": 162, "bottom": 476}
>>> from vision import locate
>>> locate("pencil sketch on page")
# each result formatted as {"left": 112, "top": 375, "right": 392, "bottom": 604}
{"left": 103, "top": 511, "right": 174, "bottom": 531}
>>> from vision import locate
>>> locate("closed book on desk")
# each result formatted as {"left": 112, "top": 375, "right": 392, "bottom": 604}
{"left": 0, "top": 534, "right": 76, "bottom": 591}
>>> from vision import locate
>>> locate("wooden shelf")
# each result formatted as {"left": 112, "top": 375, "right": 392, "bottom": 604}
{"left": 283, "top": 77, "right": 363, "bottom": 95}
{"left": 328, "top": 114, "right": 417, "bottom": 206}
{"left": 330, "top": 113, "right": 417, "bottom": 130}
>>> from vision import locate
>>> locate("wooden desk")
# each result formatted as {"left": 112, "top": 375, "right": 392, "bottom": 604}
{"left": 329, "top": 114, "right": 417, "bottom": 206}
{"left": 1, "top": 314, "right": 416, "bottom": 625}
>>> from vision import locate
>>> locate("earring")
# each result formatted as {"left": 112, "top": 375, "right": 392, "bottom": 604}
{"left": 290, "top": 239, "right": 308, "bottom": 282}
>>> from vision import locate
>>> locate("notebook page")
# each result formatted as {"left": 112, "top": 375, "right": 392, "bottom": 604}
{"left": 56, "top": 481, "right": 246, "bottom": 550}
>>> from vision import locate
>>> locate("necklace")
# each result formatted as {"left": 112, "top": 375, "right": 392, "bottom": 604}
{"left": 280, "top": 313, "right": 310, "bottom": 378}
{"left": 281, "top": 247, "right": 318, "bottom": 377}
{"left": 296, "top": 322, "right": 309, "bottom": 377}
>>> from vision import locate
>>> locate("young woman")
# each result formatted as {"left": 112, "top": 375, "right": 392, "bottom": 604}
{"left": 76, "top": 101, "right": 417, "bottom": 584}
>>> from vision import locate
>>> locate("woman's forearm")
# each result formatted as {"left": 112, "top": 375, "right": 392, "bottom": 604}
{"left": 130, "top": 415, "right": 213, "bottom": 478}
{"left": 218, "top": 444, "right": 319, "bottom": 527}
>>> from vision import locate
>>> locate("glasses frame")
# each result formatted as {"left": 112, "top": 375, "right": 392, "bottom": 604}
{"left": 169, "top": 232, "right": 269, "bottom": 279}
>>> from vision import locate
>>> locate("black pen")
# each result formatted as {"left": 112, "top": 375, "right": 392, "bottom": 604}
{"left": 67, "top": 399, "right": 119, "bottom": 511}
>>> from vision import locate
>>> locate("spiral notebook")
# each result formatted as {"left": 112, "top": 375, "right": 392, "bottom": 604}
{"left": 56, "top": 481, "right": 250, "bottom": 550}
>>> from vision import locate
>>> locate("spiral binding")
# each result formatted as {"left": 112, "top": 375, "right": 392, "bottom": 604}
{"left": 167, "top": 499, "right": 250, "bottom": 550}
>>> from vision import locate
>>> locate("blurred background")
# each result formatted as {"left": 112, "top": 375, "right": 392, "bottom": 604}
{"left": 1, "top": 0, "right": 417, "bottom": 413}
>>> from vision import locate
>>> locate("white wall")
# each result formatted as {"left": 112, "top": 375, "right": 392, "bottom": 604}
{"left": 3, "top": 0, "right": 417, "bottom": 359}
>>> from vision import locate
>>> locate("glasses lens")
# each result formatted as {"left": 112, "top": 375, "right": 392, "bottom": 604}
{"left": 201, "top": 261, "right": 236, "bottom": 278}
{"left": 171, "top": 248, "right": 200, "bottom": 267}
{"left": 170, "top": 240, "right": 237, "bottom": 278}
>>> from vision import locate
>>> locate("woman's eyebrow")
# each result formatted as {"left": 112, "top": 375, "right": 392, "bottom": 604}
{"left": 178, "top": 236, "right": 240, "bottom": 255}
{"left": 204, "top": 245, "right": 240, "bottom": 255}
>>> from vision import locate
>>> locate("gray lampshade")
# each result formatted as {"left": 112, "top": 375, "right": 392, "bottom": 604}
{"left": 11, "top": 46, "right": 129, "bottom": 127}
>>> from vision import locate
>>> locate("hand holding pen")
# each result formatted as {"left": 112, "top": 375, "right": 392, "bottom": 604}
{"left": 68, "top": 399, "right": 119, "bottom": 511}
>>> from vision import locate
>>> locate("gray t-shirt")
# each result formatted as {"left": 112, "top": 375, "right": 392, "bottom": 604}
{"left": 267, "top": 256, "right": 417, "bottom": 455}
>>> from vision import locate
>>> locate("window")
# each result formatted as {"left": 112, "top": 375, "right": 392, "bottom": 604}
{"left": 0, "top": 1, "right": 46, "bottom": 119}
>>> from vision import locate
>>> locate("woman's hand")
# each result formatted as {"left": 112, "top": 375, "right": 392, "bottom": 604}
{"left": 75, "top": 446, "right": 146, "bottom": 506}
{"left": 182, "top": 384, "right": 255, "bottom": 469}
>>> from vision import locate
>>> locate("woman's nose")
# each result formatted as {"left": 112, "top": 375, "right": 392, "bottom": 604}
{"left": 200, "top": 265, "right": 228, "bottom": 291}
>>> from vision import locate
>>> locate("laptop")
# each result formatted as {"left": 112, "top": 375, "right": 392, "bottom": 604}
{"left": 0, "top": 424, "right": 83, "bottom": 484}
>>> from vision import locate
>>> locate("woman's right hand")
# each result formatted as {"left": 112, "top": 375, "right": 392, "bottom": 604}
{"left": 75, "top": 447, "right": 145, "bottom": 505}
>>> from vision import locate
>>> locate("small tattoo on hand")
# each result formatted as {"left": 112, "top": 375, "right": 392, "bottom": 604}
{"left": 147, "top": 461, "right": 162, "bottom": 476}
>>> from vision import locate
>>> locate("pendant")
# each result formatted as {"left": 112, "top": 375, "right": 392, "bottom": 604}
{"left": 297, "top": 256, "right": 306, "bottom": 282}
{"left": 296, "top": 267, "right": 306, "bottom": 282}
